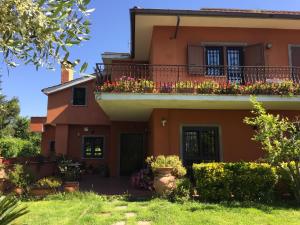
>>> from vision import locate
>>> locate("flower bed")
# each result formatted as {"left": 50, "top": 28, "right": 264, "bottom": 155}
{"left": 98, "top": 77, "right": 300, "bottom": 96}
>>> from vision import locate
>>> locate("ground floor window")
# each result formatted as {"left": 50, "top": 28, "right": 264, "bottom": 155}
{"left": 182, "top": 126, "right": 220, "bottom": 166}
{"left": 82, "top": 136, "right": 104, "bottom": 159}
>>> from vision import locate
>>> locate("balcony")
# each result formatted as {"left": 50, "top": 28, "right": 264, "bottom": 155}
{"left": 94, "top": 63, "right": 300, "bottom": 121}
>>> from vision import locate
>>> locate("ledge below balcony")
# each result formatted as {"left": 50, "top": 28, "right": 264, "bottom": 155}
{"left": 95, "top": 93, "right": 300, "bottom": 121}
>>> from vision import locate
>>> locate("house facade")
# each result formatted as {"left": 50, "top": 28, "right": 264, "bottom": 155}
{"left": 31, "top": 8, "right": 300, "bottom": 176}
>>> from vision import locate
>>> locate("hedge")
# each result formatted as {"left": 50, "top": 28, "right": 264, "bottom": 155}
{"left": 193, "top": 162, "right": 277, "bottom": 202}
{"left": 0, "top": 137, "right": 40, "bottom": 158}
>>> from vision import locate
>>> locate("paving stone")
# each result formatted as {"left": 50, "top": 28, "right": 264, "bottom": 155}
{"left": 137, "top": 221, "right": 151, "bottom": 225}
{"left": 125, "top": 212, "right": 136, "bottom": 218}
{"left": 112, "top": 221, "right": 125, "bottom": 225}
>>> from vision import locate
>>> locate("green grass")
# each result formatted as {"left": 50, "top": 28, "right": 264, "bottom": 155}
{"left": 15, "top": 192, "right": 300, "bottom": 225}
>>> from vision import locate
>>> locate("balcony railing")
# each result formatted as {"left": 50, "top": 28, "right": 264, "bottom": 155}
{"left": 95, "top": 63, "right": 300, "bottom": 93}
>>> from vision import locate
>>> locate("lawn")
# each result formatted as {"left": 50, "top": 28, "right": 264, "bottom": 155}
{"left": 15, "top": 192, "right": 300, "bottom": 225}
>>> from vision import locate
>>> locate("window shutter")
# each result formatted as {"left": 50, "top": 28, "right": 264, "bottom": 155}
{"left": 291, "top": 46, "right": 300, "bottom": 67}
{"left": 188, "top": 44, "right": 204, "bottom": 74}
{"left": 244, "top": 43, "right": 265, "bottom": 66}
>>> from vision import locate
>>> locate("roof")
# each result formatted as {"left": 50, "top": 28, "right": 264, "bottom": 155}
{"left": 129, "top": 8, "right": 300, "bottom": 60}
{"left": 42, "top": 75, "right": 96, "bottom": 95}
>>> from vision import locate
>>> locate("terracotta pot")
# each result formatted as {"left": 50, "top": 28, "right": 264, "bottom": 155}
{"left": 153, "top": 167, "right": 176, "bottom": 195}
{"left": 63, "top": 181, "right": 79, "bottom": 192}
{"left": 12, "top": 187, "right": 24, "bottom": 195}
{"left": 30, "top": 188, "right": 55, "bottom": 197}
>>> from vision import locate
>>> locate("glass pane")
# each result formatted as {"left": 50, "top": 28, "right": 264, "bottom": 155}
{"left": 184, "top": 131, "right": 199, "bottom": 157}
{"left": 73, "top": 88, "right": 86, "bottom": 105}
{"left": 83, "top": 137, "right": 104, "bottom": 158}
{"left": 227, "top": 48, "right": 243, "bottom": 83}
{"left": 206, "top": 47, "right": 223, "bottom": 76}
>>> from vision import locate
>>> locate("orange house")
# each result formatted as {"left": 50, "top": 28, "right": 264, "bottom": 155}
{"left": 32, "top": 8, "right": 300, "bottom": 176}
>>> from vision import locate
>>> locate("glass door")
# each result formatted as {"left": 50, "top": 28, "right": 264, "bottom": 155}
{"left": 227, "top": 47, "right": 244, "bottom": 83}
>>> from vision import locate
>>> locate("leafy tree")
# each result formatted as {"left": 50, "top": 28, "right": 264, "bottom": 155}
{"left": 244, "top": 96, "right": 300, "bottom": 203}
{"left": 0, "top": 0, "right": 93, "bottom": 72}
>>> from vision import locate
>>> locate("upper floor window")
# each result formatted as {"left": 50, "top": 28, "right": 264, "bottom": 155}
{"left": 83, "top": 136, "right": 104, "bottom": 159}
{"left": 205, "top": 46, "right": 224, "bottom": 75}
{"left": 73, "top": 87, "right": 86, "bottom": 106}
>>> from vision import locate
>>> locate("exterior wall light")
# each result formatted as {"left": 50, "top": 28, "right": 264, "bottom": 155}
{"left": 84, "top": 127, "right": 89, "bottom": 132}
{"left": 266, "top": 43, "right": 272, "bottom": 49}
{"left": 161, "top": 118, "right": 167, "bottom": 127}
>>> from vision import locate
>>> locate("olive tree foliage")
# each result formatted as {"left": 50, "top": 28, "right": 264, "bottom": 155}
{"left": 244, "top": 96, "right": 300, "bottom": 203}
{"left": 0, "top": 0, "right": 93, "bottom": 72}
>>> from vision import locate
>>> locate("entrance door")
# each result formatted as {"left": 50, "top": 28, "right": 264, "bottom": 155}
{"left": 182, "top": 126, "right": 220, "bottom": 166}
{"left": 120, "top": 133, "right": 144, "bottom": 176}
{"left": 227, "top": 47, "right": 244, "bottom": 83}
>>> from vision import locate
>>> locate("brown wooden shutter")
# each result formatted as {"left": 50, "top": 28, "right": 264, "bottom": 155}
{"left": 291, "top": 46, "right": 300, "bottom": 67}
{"left": 188, "top": 44, "right": 204, "bottom": 74}
{"left": 244, "top": 43, "right": 265, "bottom": 66}
{"left": 244, "top": 43, "right": 266, "bottom": 82}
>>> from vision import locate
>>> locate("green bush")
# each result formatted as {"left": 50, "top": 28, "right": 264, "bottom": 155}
{"left": 8, "top": 164, "right": 35, "bottom": 190}
{"left": 0, "top": 137, "right": 40, "bottom": 158}
{"left": 146, "top": 155, "right": 186, "bottom": 178}
{"left": 193, "top": 162, "right": 277, "bottom": 202}
{"left": 169, "top": 178, "right": 192, "bottom": 202}
{"left": 34, "top": 177, "right": 62, "bottom": 189}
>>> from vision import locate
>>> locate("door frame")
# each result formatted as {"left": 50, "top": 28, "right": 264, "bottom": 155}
{"left": 288, "top": 44, "right": 300, "bottom": 67}
{"left": 118, "top": 132, "right": 145, "bottom": 176}
{"left": 179, "top": 124, "right": 223, "bottom": 164}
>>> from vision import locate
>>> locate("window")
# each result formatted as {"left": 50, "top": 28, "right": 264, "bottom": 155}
{"left": 205, "top": 47, "right": 224, "bottom": 75}
{"left": 83, "top": 136, "right": 104, "bottom": 159}
{"left": 73, "top": 87, "right": 86, "bottom": 105}
{"left": 49, "top": 141, "right": 55, "bottom": 152}
{"left": 182, "top": 126, "right": 220, "bottom": 166}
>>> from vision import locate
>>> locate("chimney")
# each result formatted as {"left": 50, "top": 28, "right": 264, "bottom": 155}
{"left": 61, "top": 61, "right": 74, "bottom": 84}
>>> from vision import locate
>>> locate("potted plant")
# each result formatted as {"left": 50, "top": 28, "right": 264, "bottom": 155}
{"left": 146, "top": 155, "right": 186, "bottom": 195}
{"left": 58, "top": 158, "right": 81, "bottom": 192}
{"left": 8, "top": 164, "right": 34, "bottom": 195}
{"left": 30, "top": 177, "right": 62, "bottom": 197}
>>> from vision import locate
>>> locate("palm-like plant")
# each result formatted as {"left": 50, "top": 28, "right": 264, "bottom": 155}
{"left": 0, "top": 195, "right": 28, "bottom": 225}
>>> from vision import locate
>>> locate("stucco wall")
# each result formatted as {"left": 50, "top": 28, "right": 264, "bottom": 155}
{"left": 149, "top": 109, "right": 300, "bottom": 162}
{"left": 150, "top": 26, "right": 300, "bottom": 66}
{"left": 46, "top": 79, "right": 110, "bottom": 125}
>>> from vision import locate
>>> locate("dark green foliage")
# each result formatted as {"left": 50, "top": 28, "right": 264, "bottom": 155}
{"left": 8, "top": 164, "right": 35, "bottom": 190}
{"left": 0, "top": 195, "right": 28, "bottom": 225}
{"left": 169, "top": 178, "right": 192, "bottom": 202}
{"left": 193, "top": 162, "right": 277, "bottom": 202}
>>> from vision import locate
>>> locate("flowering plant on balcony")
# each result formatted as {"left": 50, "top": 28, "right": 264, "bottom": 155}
{"left": 98, "top": 76, "right": 300, "bottom": 96}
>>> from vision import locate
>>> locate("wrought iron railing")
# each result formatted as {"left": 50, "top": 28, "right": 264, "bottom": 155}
{"left": 95, "top": 63, "right": 300, "bottom": 91}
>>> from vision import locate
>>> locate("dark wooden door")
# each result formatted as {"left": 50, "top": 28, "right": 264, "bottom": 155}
{"left": 120, "top": 133, "right": 145, "bottom": 176}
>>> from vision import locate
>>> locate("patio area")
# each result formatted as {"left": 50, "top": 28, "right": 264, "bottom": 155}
{"left": 79, "top": 175, "right": 153, "bottom": 198}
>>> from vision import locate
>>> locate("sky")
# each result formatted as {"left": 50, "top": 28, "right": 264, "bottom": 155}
{"left": 3, "top": 0, "right": 300, "bottom": 117}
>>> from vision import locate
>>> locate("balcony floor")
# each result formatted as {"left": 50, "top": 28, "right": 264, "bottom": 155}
{"left": 95, "top": 93, "right": 300, "bottom": 121}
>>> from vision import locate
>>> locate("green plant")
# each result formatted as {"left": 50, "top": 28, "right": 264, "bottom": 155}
{"left": 169, "top": 178, "right": 192, "bottom": 202}
{"left": 193, "top": 162, "right": 277, "bottom": 202}
{"left": 8, "top": 164, "right": 34, "bottom": 190}
{"left": 0, "top": 195, "right": 28, "bottom": 225}
{"left": 146, "top": 155, "right": 186, "bottom": 178}
{"left": 58, "top": 158, "right": 81, "bottom": 182}
{"left": 244, "top": 97, "right": 300, "bottom": 203}
{"left": 195, "top": 80, "right": 219, "bottom": 94}
{"left": 34, "top": 177, "right": 62, "bottom": 189}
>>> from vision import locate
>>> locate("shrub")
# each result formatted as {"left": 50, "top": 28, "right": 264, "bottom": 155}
{"left": 195, "top": 80, "right": 219, "bottom": 94}
{"left": 8, "top": 164, "right": 34, "bottom": 190}
{"left": 131, "top": 167, "right": 154, "bottom": 191}
{"left": 193, "top": 162, "right": 277, "bottom": 202}
{"left": 0, "top": 137, "right": 40, "bottom": 158}
{"left": 58, "top": 158, "right": 81, "bottom": 182}
{"left": 169, "top": 178, "right": 192, "bottom": 202}
{"left": 34, "top": 177, "right": 62, "bottom": 189}
{"left": 146, "top": 155, "right": 186, "bottom": 178}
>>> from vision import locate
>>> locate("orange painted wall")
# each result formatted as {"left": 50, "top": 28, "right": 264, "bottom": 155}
{"left": 150, "top": 26, "right": 300, "bottom": 66}
{"left": 41, "top": 125, "right": 55, "bottom": 156}
{"left": 30, "top": 117, "right": 46, "bottom": 132}
{"left": 46, "top": 79, "right": 110, "bottom": 125}
{"left": 149, "top": 109, "right": 300, "bottom": 162}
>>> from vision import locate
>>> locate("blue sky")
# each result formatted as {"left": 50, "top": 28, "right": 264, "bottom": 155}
{"left": 2, "top": 0, "right": 300, "bottom": 117}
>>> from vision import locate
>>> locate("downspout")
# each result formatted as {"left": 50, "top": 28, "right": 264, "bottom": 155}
{"left": 170, "top": 16, "right": 181, "bottom": 39}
